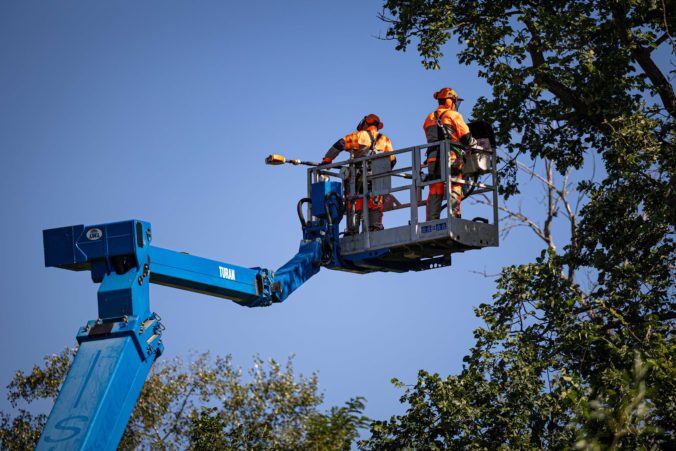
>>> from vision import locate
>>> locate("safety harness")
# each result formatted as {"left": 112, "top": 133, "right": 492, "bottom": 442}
{"left": 347, "top": 130, "right": 384, "bottom": 204}
{"left": 433, "top": 110, "right": 462, "bottom": 173}
{"left": 366, "top": 130, "right": 382, "bottom": 154}
{"left": 434, "top": 110, "right": 458, "bottom": 141}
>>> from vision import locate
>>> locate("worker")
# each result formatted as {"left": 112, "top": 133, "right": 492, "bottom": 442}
{"left": 322, "top": 114, "right": 396, "bottom": 234}
{"left": 423, "top": 87, "right": 480, "bottom": 220}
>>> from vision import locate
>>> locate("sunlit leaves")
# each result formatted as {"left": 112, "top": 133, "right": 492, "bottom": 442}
{"left": 371, "top": 0, "right": 674, "bottom": 448}
{"left": 1, "top": 351, "right": 369, "bottom": 450}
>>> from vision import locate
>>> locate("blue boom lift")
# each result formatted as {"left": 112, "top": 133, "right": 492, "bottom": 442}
{"left": 37, "top": 126, "right": 498, "bottom": 449}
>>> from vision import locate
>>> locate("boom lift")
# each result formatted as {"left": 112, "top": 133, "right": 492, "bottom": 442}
{"left": 37, "top": 126, "right": 498, "bottom": 449}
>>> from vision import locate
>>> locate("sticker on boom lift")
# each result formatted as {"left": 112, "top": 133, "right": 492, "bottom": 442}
{"left": 421, "top": 223, "right": 447, "bottom": 234}
{"left": 86, "top": 228, "right": 103, "bottom": 240}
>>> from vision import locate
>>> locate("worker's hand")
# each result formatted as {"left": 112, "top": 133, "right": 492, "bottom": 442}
{"left": 321, "top": 157, "right": 333, "bottom": 165}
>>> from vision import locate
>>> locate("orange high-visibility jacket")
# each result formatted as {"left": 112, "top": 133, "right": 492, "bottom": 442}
{"left": 423, "top": 106, "right": 470, "bottom": 197}
{"left": 324, "top": 129, "right": 396, "bottom": 164}
{"left": 423, "top": 106, "right": 471, "bottom": 144}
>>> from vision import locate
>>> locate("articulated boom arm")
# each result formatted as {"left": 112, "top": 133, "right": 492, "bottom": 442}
{"left": 37, "top": 131, "right": 501, "bottom": 449}
{"left": 37, "top": 181, "right": 344, "bottom": 450}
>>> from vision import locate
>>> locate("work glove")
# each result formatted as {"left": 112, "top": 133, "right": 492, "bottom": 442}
{"left": 322, "top": 157, "right": 333, "bottom": 165}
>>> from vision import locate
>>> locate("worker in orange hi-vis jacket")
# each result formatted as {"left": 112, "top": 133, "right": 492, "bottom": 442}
{"left": 322, "top": 114, "right": 396, "bottom": 234}
{"left": 423, "top": 87, "right": 480, "bottom": 220}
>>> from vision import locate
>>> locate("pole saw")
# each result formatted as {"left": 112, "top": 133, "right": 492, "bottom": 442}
{"left": 265, "top": 154, "right": 320, "bottom": 167}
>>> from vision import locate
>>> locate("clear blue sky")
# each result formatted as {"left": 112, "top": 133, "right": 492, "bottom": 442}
{"left": 0, "top": 0, "right": 576, "bottom": 423}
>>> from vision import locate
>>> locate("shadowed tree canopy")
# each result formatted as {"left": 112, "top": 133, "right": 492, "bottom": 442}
{"left": 379, "top": 0, "right": 673, "bottom": 195}
{"left": 0, "top": 349, "right": 369, "bottom": 450}
{"left": 364, "top": 1, "right": 674, "bottom": 449}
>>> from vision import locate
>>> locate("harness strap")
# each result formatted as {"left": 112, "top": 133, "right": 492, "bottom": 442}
{"left": 433, "top": 110, "right": 462, "bottom": 161}
{"left": 434, "top": 110, "right": 455, "bottom": 139}
{"left": 366, "top": 130, "right": 381, "bottom": 151}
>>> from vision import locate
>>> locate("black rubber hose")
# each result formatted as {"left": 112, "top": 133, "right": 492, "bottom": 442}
{"left": 297, "top": 198, "right": 311, "bottom": 229}
{"left": 321, "top": 239, "right": 333, "bottom": 266}
{"left": 322, "top": 191, "right": 345, "bottom": 266}
{"left": 323, "top": 191, "right": 345, "bottom": 229}
{"left": 322, "top": 193, "right": 339, "bottom": 264}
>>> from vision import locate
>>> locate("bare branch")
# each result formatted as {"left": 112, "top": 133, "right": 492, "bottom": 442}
{"left": 560, "top": 168, "right": 578, "bottom": 282}
{"left": 543, "top": 160, "right": 556, "bottom": 250}
{"left": 468, "top": 268, "right": 501, "bottom": 278}
{"left": 659, "top": 0, "right": 673, "bottom": 45}
{"left": 475, "top": 194, "right": 548, "bottom": 244}
{"left": 372, "top": 32, "right": 394, "bottom": 42}
{"left": 499, "top": 219, "right": 529, "bottom": 239}
{"left": 515, "top": 160, "right": 560, "bottom": 195}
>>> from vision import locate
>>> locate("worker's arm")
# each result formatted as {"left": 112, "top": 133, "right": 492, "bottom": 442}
{"left": 451, "top": 112, "right": 480, "bottom": 148}
{"left": 323, "top": 138, "right": 346, "bottom": 164}
{"left": 323, "top": 131, "right": 370, "bottom": 163}
{"left": 459, "top": 132, "right": 481, "bottom": 148}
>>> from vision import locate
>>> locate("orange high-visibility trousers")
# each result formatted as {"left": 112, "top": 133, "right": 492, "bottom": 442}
{"left": 425, "top": 150, "right": 463, "bottom": 220}
{"left": 427, "top": 182, "right": 462, "bottom": 220}
{"left": 346, "top": 196, "right": 384, "bottom": 233}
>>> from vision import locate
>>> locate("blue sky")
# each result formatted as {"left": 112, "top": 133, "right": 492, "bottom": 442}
{"left": 3, "top": 0, "right": 663, "bottom": 427}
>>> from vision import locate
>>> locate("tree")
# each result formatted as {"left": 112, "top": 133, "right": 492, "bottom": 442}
{"left": 1, "top": 348, "right": 369, "bottom": 450}
{"left": 363, "top": 0, "right": 674, "bottom": 449}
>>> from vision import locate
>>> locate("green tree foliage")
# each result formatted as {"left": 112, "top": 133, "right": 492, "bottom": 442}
{"left": 0, "top": 348, "right": 369, "bottom": 450}
{"left": 364, "top": 0, "right": 674, "bottom": 449}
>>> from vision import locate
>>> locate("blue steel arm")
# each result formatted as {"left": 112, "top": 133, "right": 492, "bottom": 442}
{"left": 43, "top": 225, "right": 332, "bottom": 309}
{"left": 147, "top": 240, "right": 325, "bottom": 307}
{"left": 37, "top": 220, "right": 163, "bottom": 450}
{"left": 38, "top": 182, "right": 344, "bottom": 450}
{"left": 148, "top": 246, "right": 270, "bottom": 305}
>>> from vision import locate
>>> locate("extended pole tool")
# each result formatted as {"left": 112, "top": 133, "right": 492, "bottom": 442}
{"left": 265, "top": 154, "right": 319, "bottom": 167}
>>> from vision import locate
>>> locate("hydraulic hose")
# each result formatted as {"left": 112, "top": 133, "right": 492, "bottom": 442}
{"left": 322, "top": 192, "right": 347, "bottom": 266}
{"left": 297, "top": 198, "right": 311, "bottom": 229}
{"left": 323, "top": 192, "right": 345, "bottom": 230}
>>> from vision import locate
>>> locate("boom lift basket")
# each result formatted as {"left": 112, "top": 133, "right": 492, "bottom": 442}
{"left": 306, "top": 122, "right": 499, "bottom": 274}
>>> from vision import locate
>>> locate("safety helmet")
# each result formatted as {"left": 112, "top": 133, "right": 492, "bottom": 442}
{"left": 433, "top": 87, "right": 461, "bottom": 100}
{"left": 434, "top": 87, "right": 464, "bottom": 110}
{"left": 356, "top": 114, "right": 383, "bottom": 131}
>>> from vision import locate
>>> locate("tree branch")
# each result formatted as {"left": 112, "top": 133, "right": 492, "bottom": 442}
{"left": 522, "top": 20, "right": 599, "bottom": 125}
{"left": 468, "top": 268, "right": 501, "bottom": 278}
{"left": 610, "top": 3, "right": 676, "bottom": 118}
{"left": 162, "top": 379, "right": 197, "bottom": 443}
{"left": 543, "top": 160, "right": 556, "bottom": 250}
{"left": 654, "top": 32, "right": 669, "bottom": 47}
{"left": 559, "top": 169, "right": 578, "bottom": 282}
{"left": 475, "top": 194, "right": 549, "bottom": 244}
